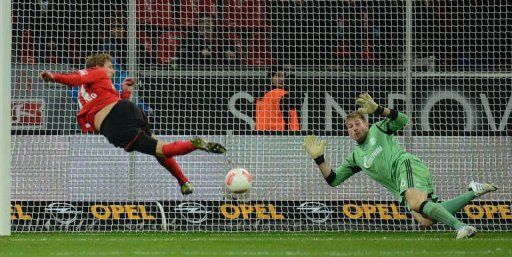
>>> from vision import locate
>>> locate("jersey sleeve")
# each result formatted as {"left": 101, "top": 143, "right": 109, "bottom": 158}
{"left": 330, "top": 152, "right": 361, "bottom": 187}
{"left": 374, "top": 112, "right": 409, "bottom": 134}
{"left": 120, "top": 90, "right": 131, "bottom": 99}
{"left": 52, "top": 68, "right": 108, "bottom": 87}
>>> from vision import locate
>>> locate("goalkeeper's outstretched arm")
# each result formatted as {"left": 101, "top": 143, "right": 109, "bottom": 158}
{"left": 303, "top": 135, "right": 357, "bottom": 187}
{"left": 303, "top": 135, "right": 335, "bottom": 184}
{"left": 356, "top": 92, "right": 409, "bottom": 132}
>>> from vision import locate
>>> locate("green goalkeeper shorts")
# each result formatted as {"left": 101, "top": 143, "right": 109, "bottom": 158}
{"left": 397, "top": 157, "right": 437, "bottom": 204}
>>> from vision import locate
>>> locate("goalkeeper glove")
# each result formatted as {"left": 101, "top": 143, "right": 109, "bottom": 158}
{"left": 356, "top": 93, "right": 381, "bottom": 115}
{"left": 303, "top": 135, "right": 326, "bottom": 161}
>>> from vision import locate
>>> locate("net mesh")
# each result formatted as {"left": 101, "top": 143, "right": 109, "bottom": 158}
{"left": 10, "top": 0, "right": 512, "bottom": 232}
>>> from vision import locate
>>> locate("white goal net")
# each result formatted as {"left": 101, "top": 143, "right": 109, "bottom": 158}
{"left": 10, "top": 0, "right": 511, "bottom": 232}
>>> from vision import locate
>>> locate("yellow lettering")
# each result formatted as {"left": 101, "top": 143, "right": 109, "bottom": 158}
{"left": 254, "top": 204, "right": 270, "bottom": 219}
{"left": 464, "top": 205, "right": 484, "bottom": 219}
{"left": 110, "top": 205, "right": 124, "bottom": 220}
{"left": 16, "top": 205, "right": 31, "bottom": 220}
{"left": 91, "top": 205, "right": 111, "bottom": 220}
{"left": 125, "top": 205, "right": 140, "bottom": 220}
{"left": 362, "top": 204, "right": 376, "bottom": 219}
{"left": 376, "top": 204, "right": 392, "bottom": 220}
{"left": 139, "top": 205, "right": 155, "bottom": 220}
{"left": 343, "top": 204, "right": 362, "bottom": 219}
{"left": 497, "top": 205, "right": 512, "bottom": 219}
{"left": 268, "top": 204, "right": 284, "bottom": 220}
{"left": 239, "top": 204, "right": 254, "bottom": 219}
{"left": 220, "top": 204, "right": 283, "bottom": 220}
{"left": 220, "top": 204, "right": 239, "bottom": 219}
{"left": 390, "top": 204, "right": 407, "bottom": 219}
{"left": 483, "top": 205, "right": 498, "bottom": 219}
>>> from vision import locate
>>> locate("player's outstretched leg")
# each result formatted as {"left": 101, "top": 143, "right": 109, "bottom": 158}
{"left": 456, "top": 225, "right": 476, "bottom": 239}
{"left": 161, "top": 140, "right": 197, "bottom": 157}
{"left": 191, "top": 137, "right": 226, "bottom": 154}
{"left": 157, "top": 157, "right": 194, "bottom": 195}
{"left": 469, "top": 182, "right": 497, "bottom": 196}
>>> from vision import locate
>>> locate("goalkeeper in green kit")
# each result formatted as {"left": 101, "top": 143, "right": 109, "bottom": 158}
{"left": 303, "top": 93, "right": 497, "bottom": 239}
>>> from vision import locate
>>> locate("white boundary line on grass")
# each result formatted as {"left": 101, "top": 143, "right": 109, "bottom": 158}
{"left": 6, "top": 237, "right": 512, "bottom": 242}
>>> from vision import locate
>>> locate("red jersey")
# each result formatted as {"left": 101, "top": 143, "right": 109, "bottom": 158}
{"left": 52, "top": 68, "right": 131, "bottom": 132}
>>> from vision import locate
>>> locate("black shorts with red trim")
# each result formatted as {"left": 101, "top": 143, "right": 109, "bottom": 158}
{"left": 99, "top": 99, "right": 155, "bottom": 153}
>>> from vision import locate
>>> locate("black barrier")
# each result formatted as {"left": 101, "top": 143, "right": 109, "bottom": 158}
{"left": 10, "top": 200, "right": 512, "bottom": 232}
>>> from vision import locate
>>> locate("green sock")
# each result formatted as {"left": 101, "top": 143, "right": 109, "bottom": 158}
{"left": 421, "top": 201, "right": 465, "bottom": 229}
{"left": 440, "top": 191, "right": 476, "bottom": 214}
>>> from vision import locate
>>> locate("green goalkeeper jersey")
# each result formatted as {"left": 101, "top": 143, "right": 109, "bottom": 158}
{"left": 331, "top": 112, "right": 420, "bottom": 200}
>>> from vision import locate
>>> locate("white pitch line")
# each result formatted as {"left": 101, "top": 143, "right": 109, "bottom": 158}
{"left": 5, "top": 237, "right": 512, "bottom": 242}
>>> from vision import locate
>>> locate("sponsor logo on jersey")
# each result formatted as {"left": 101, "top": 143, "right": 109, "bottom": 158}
{"left": 80, "top": 85, "right": 98, "bottom": 103}
{"left": 362, "top": 145, "right": 383, "bottom": 168}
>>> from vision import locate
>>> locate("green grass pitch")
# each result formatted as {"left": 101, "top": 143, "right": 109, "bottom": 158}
{"left": 1, "top": 232, "right": 511, "bottom": 257}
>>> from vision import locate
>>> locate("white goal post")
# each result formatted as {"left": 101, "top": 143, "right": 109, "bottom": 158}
{"left": 1, "top": 0, "right": 12, "bottom": 236}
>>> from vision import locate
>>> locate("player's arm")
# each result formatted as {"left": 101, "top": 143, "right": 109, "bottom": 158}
{"left": 39, "top": 69, "right": 107, "bottom": 87}
{"left": 303, "top": 135, "right": 358, "bottom": 186}
{"left": 356, "top": 92, "right": 408, "bottom": 132}
{"left": 331, "top": 154, "right": 361, "bottom": 187}
{"left": 120, "top": 77, "right": 135, "bottom": 99}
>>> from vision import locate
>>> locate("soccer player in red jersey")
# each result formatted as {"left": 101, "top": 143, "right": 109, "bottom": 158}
{"left": 39, "top": 53, "right": 226, "bottom": 195}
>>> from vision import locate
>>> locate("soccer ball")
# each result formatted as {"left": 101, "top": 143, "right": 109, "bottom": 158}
{"left": 225, "top": 167, "right": 253, "bottom": 194}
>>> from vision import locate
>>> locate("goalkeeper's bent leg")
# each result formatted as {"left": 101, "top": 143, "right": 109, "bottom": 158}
{"left": 419, "top": 201, "right": 465, "bottom": 230}
{"left": 405, "top": 188, "right": 465, "bottom": 230}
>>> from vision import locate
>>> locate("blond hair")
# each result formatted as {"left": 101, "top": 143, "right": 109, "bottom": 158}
{"left": 85, "top": 53, "right": 112, "bottom": 68}
{"left": 345, "top": 111, "right": 367, "bottom": 127}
